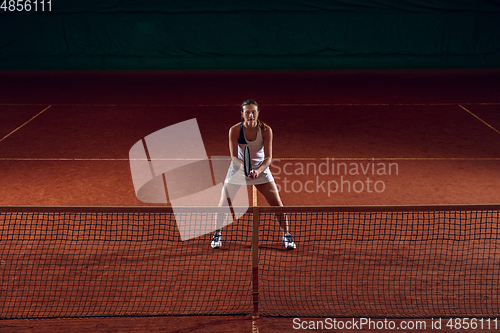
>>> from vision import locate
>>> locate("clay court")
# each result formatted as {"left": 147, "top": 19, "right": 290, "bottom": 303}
{"left": 1, "top": 1, "right": 500, "bottom": 332}
{"left": 1, "top": 70, "right": 500, "bottom": 333}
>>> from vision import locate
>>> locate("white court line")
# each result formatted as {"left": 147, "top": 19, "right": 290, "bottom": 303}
{"left": 253, "top": 186, "right": 258, "bottom": 207}
{"left": 459, "top": 105, "right": 500, "bottom": 136}
{"left": 270, "top": 157, "right": 500, "bottom": 161}
{"left": 0, "top": 102, "right": 500, "bottom": 107}
{"left": 0, "top": 105, "right": 52, "bottom": 144}
{"left": 252, "top": 316, "right": 259, "bottom": 333}
{"left": 1, "top": 157, "right": 499, "bottom": 161}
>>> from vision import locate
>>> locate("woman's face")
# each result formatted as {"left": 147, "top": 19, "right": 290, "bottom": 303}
{"left": 241, "top": 104, "right": 259, "bottom": 124}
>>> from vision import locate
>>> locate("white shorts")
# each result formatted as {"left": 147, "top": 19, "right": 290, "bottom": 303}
{"left": 225, "top": 162, "right": 274, "bottom": 186}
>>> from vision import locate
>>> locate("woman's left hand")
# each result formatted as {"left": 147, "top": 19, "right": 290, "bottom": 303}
{"left": 249, "top": 169, "right": 260, "bottom": 179}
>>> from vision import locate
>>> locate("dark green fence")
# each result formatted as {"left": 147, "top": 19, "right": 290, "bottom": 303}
{"left": 1, "top": 1, "right": 499, "bottom": 69}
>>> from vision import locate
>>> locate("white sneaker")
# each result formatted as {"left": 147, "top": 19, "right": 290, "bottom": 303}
{"left": 282, "top": 232, "right": 296, "bottom": 250}
{"left": 211, "top": 231, "right": 222, "bottom": 249}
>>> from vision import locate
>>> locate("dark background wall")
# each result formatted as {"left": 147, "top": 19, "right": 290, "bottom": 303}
{"left": 1, "top": 0, "right": 499, "bottom": 69}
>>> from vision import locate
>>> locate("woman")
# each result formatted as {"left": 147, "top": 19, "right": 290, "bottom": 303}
{"left": 211, "top": 99, "right": 296, "bottom": 250}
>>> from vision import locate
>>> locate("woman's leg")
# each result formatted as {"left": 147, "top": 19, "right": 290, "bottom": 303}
{"left": 254, "top": 181, "right": 289, "bottom": 233}
{"left": 215, "top": 182, "right": 241, "bottom": 230}
{"left": 212, "top": 182, "right": 241, "bottom": 249}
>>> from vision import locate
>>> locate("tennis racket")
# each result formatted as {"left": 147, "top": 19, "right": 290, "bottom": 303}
{"left": 243, "top": 145, "right": 253, "bottom": 177}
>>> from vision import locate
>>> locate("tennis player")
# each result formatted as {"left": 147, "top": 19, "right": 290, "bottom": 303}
{"left": 211, "top": 99, "right": 296, "bottom": 250}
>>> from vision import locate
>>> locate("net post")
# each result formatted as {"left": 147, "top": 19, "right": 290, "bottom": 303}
{"left": 251, "top": 205, "right": 260, "bottom": 316}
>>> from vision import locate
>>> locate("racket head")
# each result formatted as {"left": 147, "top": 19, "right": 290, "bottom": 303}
{"left": 244, "top": 145, "right": 252, "bottom": 177}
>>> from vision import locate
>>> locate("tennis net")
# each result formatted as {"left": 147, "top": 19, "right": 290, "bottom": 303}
{"left": 1, "top": 205, "right": 500, "bottom": 319}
